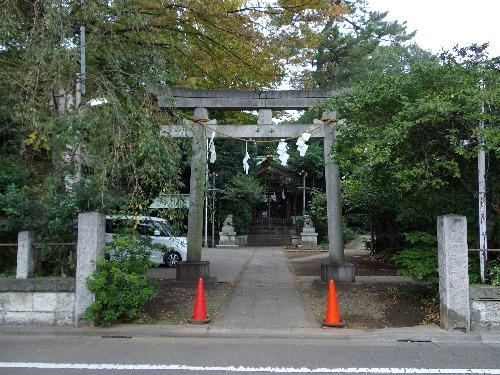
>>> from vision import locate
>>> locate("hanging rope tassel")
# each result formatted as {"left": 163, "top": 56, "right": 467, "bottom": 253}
{"left": 243, "top": 141, "right": 250, "bottom": 174}
{"left": 277, "top": 139, "right": 289, "bottom": 166}
{"left": 296, "top": 132, "right": 311, "bottom": 157}
{"left": 208, "top": 131, "right": 216, "bottom": 163}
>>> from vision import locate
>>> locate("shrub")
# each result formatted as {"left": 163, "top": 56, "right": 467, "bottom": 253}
{"left": 85, "top": 234, "right": 157, "bottom": 326}
{"left": 391, "top": 232, "right": 439, "bottom": 282}
{"left": 392, "top": 247, "right": 438, "bottom": 282}
{"left": 294, "top": 215, "right": 305, "bottom": 235}
{"left": 308, "top": 189, "right": 327, "bottom": 240}
{"left": 468, "top": 254, "right": 481, "bottom": 284}
{"left": 343, "top": 226, "right": 359, "bottom": 244}
{"left": 489, "top": 260, "right": 500, "bottom": 286}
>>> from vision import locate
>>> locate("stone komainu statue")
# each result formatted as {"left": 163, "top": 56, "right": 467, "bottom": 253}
{"left": 222, "top": 215, "right": 233, "bottom": 228}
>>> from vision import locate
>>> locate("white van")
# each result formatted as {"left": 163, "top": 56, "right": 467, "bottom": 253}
{"left": 105, "top": 215, "right": 187, "bottom": 267}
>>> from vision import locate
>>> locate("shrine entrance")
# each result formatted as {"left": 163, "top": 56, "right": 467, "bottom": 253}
{"left": 149, "top": 87, "right": 355, "bottom": 282}
{"left": 251, "top": 157, "right": 294, "bottom": 232}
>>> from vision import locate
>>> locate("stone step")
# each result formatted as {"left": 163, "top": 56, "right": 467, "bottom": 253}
{"left": 247, "top": 234, "right": 292, "bottom": 246}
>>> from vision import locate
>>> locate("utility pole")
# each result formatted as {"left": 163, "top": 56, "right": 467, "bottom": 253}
{"left": 204, "top": 139, "right": 209, "bottom": 248}
{"left": 69, "top": 24, "right": 86, "bottom": 187}
{"left": 299, "top": 170, "right": 308, "bottom": 215}
{"left": 302, "top": 171, "right": 307, "bottom": 215}
{"left": 79, "top": 25, "right": 86, "bottom": 95}
{"left": 210, "top": 172, "right": 218, "bottom": 248}
{"left": 478, "top": 79, "right": 488, "bottom": 283}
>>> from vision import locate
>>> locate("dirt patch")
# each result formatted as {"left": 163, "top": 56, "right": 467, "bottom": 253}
{"left": 286, "top": 250, "right": 397, "bottom": 277}
{"left": 287, "top": 247, "right": 439, "bottom": 329}
{"left": 300, "top": 281, "right": 438, "bottom": 329}
{"left": 139, "top": 280, "right": 233, "bottom": 324}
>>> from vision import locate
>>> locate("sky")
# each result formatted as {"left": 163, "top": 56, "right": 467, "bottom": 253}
{"left": 367, "top": 0, "right": 500, "bottom": 57}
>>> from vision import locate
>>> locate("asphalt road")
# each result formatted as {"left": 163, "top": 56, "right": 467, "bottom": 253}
{"left": 0, "top": 335, "right": 499, "bottom": 374}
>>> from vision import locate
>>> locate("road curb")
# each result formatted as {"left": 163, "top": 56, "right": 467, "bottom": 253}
{"left": 0, "top": 324, "right": 497, "bottom": 344}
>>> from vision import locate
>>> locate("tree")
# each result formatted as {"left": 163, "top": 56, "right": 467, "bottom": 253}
{"left": 0, "top": 0, "right": 346, "bottom": 215}
{"left": 0, "top": 1, "right": 348, "bottom": 271}
{"left": 320, "top": 44, "right": 499, "bottom": 251}
{"left": 221, "top": 173, "right": 264, "bottom": 234}
{"left": 296, "top": 0, "right": 420, "bottom": 89}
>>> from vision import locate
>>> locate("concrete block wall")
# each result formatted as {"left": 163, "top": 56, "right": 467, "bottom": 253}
{"left": 0, "top": 277, "right": 76, "bottom": 326}
{"left": 470, "top": 285, "right": 500, "bottom": 331}
{"left": 0, "top": 211, "right": 105, "bottom": 327}
{"left": 0, "top": 291, "right": 75, "bottom": 325}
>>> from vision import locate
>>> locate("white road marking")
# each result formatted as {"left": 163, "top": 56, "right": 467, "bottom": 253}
{"left": 0, "top": 363, "right": 499, "bottom": 374}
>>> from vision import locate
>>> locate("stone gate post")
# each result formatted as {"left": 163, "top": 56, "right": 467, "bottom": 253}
{"left": 437, "top": 214, "right": 470, "bottom": 331}
{"left": 74, "top": 212, "right": 105, "bottom": 326}
{"left": 16, "top": 231, "right": 35, "bottom": 279}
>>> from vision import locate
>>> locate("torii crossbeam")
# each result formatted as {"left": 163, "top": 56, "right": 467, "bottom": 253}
{"left": 150, "top": 87, "right": 354, "bottom": 283}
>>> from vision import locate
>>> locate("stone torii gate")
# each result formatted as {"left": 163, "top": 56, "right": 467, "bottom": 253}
{"left": 150, "top": 87, "right": 354, "bottom": 283}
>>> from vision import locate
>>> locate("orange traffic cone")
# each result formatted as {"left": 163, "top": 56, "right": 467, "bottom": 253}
{"left": 321, "top": 279, "right": 345, "bottom": 328}
{"left": 187, "top": 277, "right": 211, "bottom": 324}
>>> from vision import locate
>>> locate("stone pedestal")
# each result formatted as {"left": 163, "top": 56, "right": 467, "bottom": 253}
{"left": 438, "top": 215, "right": 470, "bottom": 331}
{"left": 291, "top": 235, "right": 301, "bottom": 246}
{"left": 217, "top": 232, "right": 238, "bottom": 248}
{"left": 320, "top": 262, "right": 355, "bottom": 283}
{"left": 298, "top": 215, "right": 319, "bottom": 249}
{"left": 175, "top": 261, "right": 217, "bottom": 287}
{"left": 176, "top": 261, "right": 210, "bottom": 281}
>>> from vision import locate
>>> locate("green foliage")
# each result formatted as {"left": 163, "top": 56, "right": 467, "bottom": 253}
{"left": 0, "top": 184, "right": 35, "bottom": 234}
{"left": 468, "top": 255, "right": 482, "bottom": 284}
{"left": 0, "top": 154, "right": 30, "bottom": 190}
{"left": 392, "top": 248, "right": 438, "bottom": 282}
{"left": 343, "top": 226, "right": 359, "bottom": 244}
{"left": 489, "top": 260, "right": 500, "bottom": 286}
{"left": 404, "top": 231, "right": 437, "bottom": 246}
{"left": 221, "top": 173, "right": 264, "bottom": 233}
{"left": 287, "top": 141, "right": 325, "bottom": 181}
{"left": 392, "top": 232, "right": 438, "bottom": 282}
{"left": 0, "top": 154, "right": 34, "bottom": 237}
{"left": 85, "top": 234, "right": 157, "bottom": 326}
{"left": 314, "top": 44, "right": 500, "bottom": 253}
{"left": 1, "top": 1, "right": 347, "bottom": 268}
{"left": 310, "top": 0, "right": 418, "bottom": 89}
{"left": 305, "top": 189, "right": 360, "bottom": 244}
{"left": 294, "top": 216, "right": 305, "bottom": 236}
{"left": 0, "top": 246, "right": 16, "bottom": 275}
{"left": 308, "top": 189, "right": 328, "bottom": 240}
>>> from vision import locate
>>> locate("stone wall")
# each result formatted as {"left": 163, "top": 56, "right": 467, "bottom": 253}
{"left": 0, "top": 277, "right": 75, "bottom": 326}
{"left": 470, "top": 285, "right": 500, "bottom": 331}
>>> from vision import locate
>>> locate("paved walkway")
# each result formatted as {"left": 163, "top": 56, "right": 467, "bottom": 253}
{"left": 215, "top": 247, "right": 315, "bottom": 329}
{"left": 147, "top": 247, "right": 254, "bottom": 283}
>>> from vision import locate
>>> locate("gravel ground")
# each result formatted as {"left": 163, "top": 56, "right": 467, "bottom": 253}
{"left": 139, "top": 280, "right": 233, "bottom": 325}
{"left": 286, "top": 247, "right": 439, "bottom": 329}
{"left": 298, "top": 281, "right": 439, "bottom": 329}
{"left": 287, "top": 250, "right": 398, "bottom": 276}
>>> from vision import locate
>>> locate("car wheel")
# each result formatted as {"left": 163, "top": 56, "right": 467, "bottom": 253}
{"left": 164, "top": 252, "right": 182, "bottom": 268}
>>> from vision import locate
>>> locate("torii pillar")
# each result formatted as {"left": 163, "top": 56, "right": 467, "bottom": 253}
{"left": 320, "top": 111, "right": 354, "bottom": 283}
{"left": 175, "top": 107, "right": 216, "bottom": 284}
